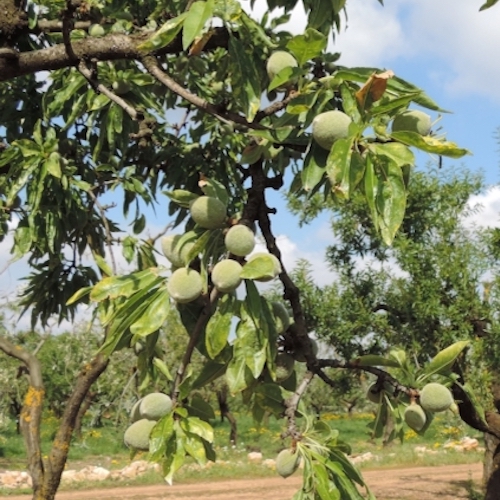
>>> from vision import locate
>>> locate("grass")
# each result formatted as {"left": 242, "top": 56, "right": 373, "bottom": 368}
{"left": 0, "top": 409, "right": 484, "bottom": 496}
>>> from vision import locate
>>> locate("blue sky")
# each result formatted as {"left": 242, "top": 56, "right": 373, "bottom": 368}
{"left": 1, "top": 0, "right": 500, "bottom": 330}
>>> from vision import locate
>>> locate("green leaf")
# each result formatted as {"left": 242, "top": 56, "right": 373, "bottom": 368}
{"left": 94, "top": 253, "right": 114, "bottom": 277}
{"left": 183, "top": 0, "right": 215, "bottom": 50}
{"left": 153, "top": 357, "right": 173, "bottom": 381}
{"left": 192, "top": 360, "right": 227, "bottom": 389}
{"left": 66, "top": 285, "right": 93, "bottom": 305}
{"left": 375, "top": 158, "right": 406, "bottom": 245}
{"left": 130, "top": 286, "right": 169, "bottom": 336}
{"left": 181, "top": 416, "right": 214, "bottom": 442}
{"left": 354, "top": 354, "right": 400, "bottom": 368}
{"left": 364, "top": 156, "right": 378, "bottom": 227}
{"left": 200, "top": 177, "right": 229, "bottom": 206}
{"left": 240, "top": 255, "right": 276, "bottom": 280}
{"left": 185, "top": 394, "right": 215, "bottom": 421}
{"left": 138, "top": 13, "right": 187, "bottom": 51}
{"left": 226, "top": 355, "right": 251, "bottom": 393}
{"left": 165, "top": 190, "right": 199, "bottom": 208}
{"left": 391, "top": 131, "right": 470, "bottom": 158}
{"left": 301, "top": 143, "right": 327, "bottom": 192}
{"left": 205, "top": 307, "right": 232, "bottom": 358}
{"left": 286, "top": 92, "right": 318, "bottom": 114}
{"left": 326, "top": 136, "right": 355, "bottom": 198}
{"left": 480, "top": 0, "right": 499, "bottom": 10}
{"left": 369, "top": 142, "right": 415, "bottom": 167}
{"left": 229, "top": 37, "right": 261, "bottom": 121}
{"left": 149, "top": 413, "right": 174, "bottom": 460}
{"left": 90, "top": 268, "right": 161, "bottom": 301}
{"left": 422, "top": 340, "right": 470, "bottom": 379}
{"left": 254, "top": 383, "right": 284, "bottom": 416}
{"left": 287, "top": 28, "right": 327, "bottom": 66}
{"left": 46, "top": 152, "right": 62, "bottom": 178}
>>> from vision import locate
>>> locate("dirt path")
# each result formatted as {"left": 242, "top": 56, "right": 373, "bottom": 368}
{"left": 5, "top": 463, "right": 482, "bottom": 500}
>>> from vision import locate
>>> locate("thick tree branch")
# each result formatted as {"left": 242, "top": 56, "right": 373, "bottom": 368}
{"left": 0, "top": 28, "right": 230, "bottom": 82}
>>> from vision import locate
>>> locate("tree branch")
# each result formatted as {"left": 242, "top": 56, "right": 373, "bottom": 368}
{"left": 0, "top": 28, "right": 230, "bottom": 82}
{"left": 283, "top": 370, "right": 314, "bottom": 440}
{"left": 172, "top": 287, "right": 220, "bottom": 404}
{"left": 141, "top": 55, "right": 268, "bottom": 131}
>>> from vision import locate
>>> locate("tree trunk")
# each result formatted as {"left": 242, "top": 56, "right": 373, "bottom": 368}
{"left": 0, "top": 335, "right": 109, "bottom": 500}
{"left": 484, "top": 432, "right": 500, "bottom": 500}
{"left": 217, "top": 386, "right": 237, "bottom": 445}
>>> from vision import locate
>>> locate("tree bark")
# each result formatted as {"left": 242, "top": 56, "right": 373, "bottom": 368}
{"left": 484, "top": 381, "right": 500, "bottom": 499}
{"left": 0, "top": 334, "right": 109, "bottom": 500}
{"left": 217, "top": 386, "right": 237, "bottom": 445}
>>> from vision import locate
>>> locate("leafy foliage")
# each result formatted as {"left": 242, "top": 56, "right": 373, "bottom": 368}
{"left": 0, "top": 0, "right": 497, "bottom": 498}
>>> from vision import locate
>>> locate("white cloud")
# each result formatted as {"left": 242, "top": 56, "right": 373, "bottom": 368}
{"left": 464, "top": 185, "right": 500, "bottom": 228}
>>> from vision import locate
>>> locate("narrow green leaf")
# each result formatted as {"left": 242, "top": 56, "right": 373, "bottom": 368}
{"left": 90, "top": 268, "right": 161, "bottom": 301}
{"left": 301, "top": 143, "right": 327, "bottom": 192}
{"left": 205, "top": 307, "right": 232, "bottom": 358}
{"left": 153, "top": 357, "right": 173, "bottom": 381}
{"left": 480, "top": 0, "right": 499, "bottom": 10}
{"left": 165, "top": 189, "right": 199, "bottom": 208}
{"left": 66, "top": 285, "right": 93, "bottom": 305}
{"left": 182, "top": 0, "right": 215, "bottom": 50}
{"left": 391, "top": 131, "right": 470, "bottom": 158}
{"left": 94, "top": 253, "right": 114, "bottom": 277}
{"left": 130, "top": 286, "right": 170, "bottom": 336}
{"left": 181, "top": 416, "right": 214, "bottom": 443}
{"left": 354, "top": 354, "right": 400, "bottom": 368}
{"left": 326, "top": 136, "right": 355, "bottom": 198}
{"left": 138, "top": 13, "right": 187, "bottom": 52}
{"left": 422, "top": 340, "right": 470, "bottom": 379}
{"left": 226, "top": 355, "right": 250, "bottom": 393}
{"left": 192, "top": 360, "right": 227, "bottom": 389}
{"left": 369, "top": 142, "right": 415, "bottom": 167}
{"left": 228, "top": 37, "right": 261, "bottom": 121}
{"left": 185, "top": 394, "right": 215, "bottom": 421}
{"left": 375, "top": 159, "right": 406, "bottom": 245}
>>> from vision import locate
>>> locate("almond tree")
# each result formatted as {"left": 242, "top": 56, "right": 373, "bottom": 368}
{"left": 0, "top": 0, "right": 497, "bottom": 499}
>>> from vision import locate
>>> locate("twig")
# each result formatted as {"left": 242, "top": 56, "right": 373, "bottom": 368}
{"left": 77, "top": 60, "right": 145, "bottom": 122}
{"left": 142, "top": 55, "right": 268, "bottom": 131}
{"left": 171, "top": 287, "right": 220, "bottom": 404}
{"left": 87, "top": 189, "right": 117, "bottom": 275}
{"left": 283, "top": 370, "right": 314, "bottom": 440}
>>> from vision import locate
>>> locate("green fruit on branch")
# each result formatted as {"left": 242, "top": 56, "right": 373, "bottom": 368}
{"left": 139, "top": 392, "right": 173, "bottom": 420}
{"left": 366, "top": 383, "right": 383, "bottom": 404}
{"left": 130, "top": 398, "right": 143, "bottom": 423}
{"left": 211, "top": 259, "right": 243, "bottom": 293}
{"left": 419, "top": 383, "right": 454, "bottom": 413}
{"left": 224, "top": 225, "right": 256, "bottom": 257}
{"left": 312, "top": 110, "right": 352, "bottom": 151}
{"left": 266, "top": 51, "right": 298, "bottom": 87}
{"left": 89, "top": 24, "right": 106, "bottom": 37}
{"left": 189, "top": 196, "right": 227, "bottom": 229}
{"left": 276, "top": 448, "right": 301, "bottom": 478}
{"left": 112, "top": 80, "right": 131, "bottom": 95}
{"left": 123, "top": 418, "right": 156, "bottom": 451}
{"left": 271, "top": 301, "right": 290, "bottom": 334}
{"left": 161, "top": 234, "right": 195, "bottom": 268}
{"left": 391, "top": 110, "right": 431, "bottom": 136}
{"left": 404, "top": 403, "right": 427, "bottom": 432}
{"left": 167, "top": 268, "right": 203, "bottom": 303}
{"left": 247, "top": 252, "right": 282, "bottom": 282}
{"left": 275, "top": 352, "right": 295, "bottom": 382}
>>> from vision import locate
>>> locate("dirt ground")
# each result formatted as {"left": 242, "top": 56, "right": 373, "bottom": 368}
{"left": 5, "top": 463, "right": 482, "bottom": 500}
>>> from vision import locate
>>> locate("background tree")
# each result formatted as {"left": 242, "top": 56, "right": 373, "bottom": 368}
{"left": 0, "top": 0, "right": 496, "bottom": 499}
{"left": 290, "top": 166, "right": 500, "bottom": 495}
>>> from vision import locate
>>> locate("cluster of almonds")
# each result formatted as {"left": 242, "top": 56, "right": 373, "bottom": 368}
{"left": 161, "top": 195, "right": 281, "bottom": 304}
{"left": 266, "top": 50, "right": 432, "bottom": 153}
